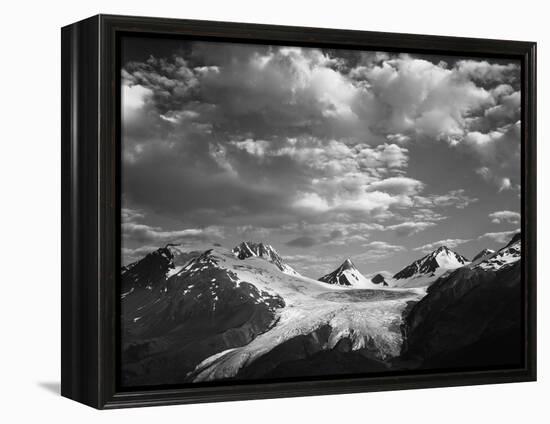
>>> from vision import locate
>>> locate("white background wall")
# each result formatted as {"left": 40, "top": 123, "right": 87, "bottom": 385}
{"left": 0, "top": 0, "right": 546, "bottom": 421}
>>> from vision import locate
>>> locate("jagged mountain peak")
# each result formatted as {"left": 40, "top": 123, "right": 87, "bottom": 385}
{"left": 341, "top": 258, "right": 356, "bottom": 270}
{"left": 505, "top": 232, "right": 521, "bottom": 248}
{"left": 233, "top": 241, "right": 278, "bottom": 259}
{"left": 232, "top": 241, "right": 300, "bottom": 276}
{"left": 472, "top": 248, "right": 496, "bottom": 262}
{"left": 392, "top": 245, "right": 469, "bottom": 287}
{"left": 427, "top": 245, "right": 464, "bottom": 258}
{"left": 330, "top": 258, "right": 357, "bottom": 273}
{"left": 319, "top": 258, "right": 377, "bottom": 288}
{"left": 121, "top": 244, "right": 210, "bottom": 292}
{"left": 474, "top": 232, "right": 521, "bottom": 271}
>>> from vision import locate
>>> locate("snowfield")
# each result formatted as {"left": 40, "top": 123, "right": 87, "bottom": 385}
{"left": 180, "top": 245, "right": 425, "bottom": 382}
{"left": 121, "top": 234, "right": 522, "bottom": 385}
{"left": 473, "top": 233, "right": 520, "bottom": 271}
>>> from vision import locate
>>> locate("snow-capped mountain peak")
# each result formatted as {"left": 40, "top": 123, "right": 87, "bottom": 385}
{"left": 341, "top": 258, "right": 355, "bottom": 269}
{"left": 121, "top": 243, "right": 215, "bottom": 293}
{"left": 392, "top": 245, "right": 469, "bottom": 288}
{"left": 319, "top": 258, "right": 378, "bottom": 288}
{"left": 474, "top": 232, "right": 520, "bottom": 271}
{"left": 232, "top": 241, "right": 300, "bottom": 276}
{"left": 233, "top": 241, "right": 275, "bottom": 260}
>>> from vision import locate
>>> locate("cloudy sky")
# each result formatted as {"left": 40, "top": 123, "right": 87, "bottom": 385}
{"left": 121, "top": 36, "right": 521, "bottom": 277}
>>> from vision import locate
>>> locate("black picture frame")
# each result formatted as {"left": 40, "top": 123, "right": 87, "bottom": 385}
{"left": 61, "top": 14, "right": 537, "bottom": 409}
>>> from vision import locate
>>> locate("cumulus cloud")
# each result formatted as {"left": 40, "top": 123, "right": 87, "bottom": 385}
{"left": 121, "top": 42, "right": 516, "bottom": 231}
{"left": 231, "top": 139, "right": 410, "bottom": 172}
{"left": 120, "top": 39, "right": 521, "bottom": 274}
{"left": 348, "top": 56, "right": 520, "bottom": 189}
{"left": 122, "top": 56, "right": 199, "bottom": 114}
{"left": 123, "top": 46, "right": 520, "bottom": 198}
{"left": 366, "top": 177, "right": 424, "bottom": 195}
{"left": 478, "top": 229, "right": 520, "bottom": 244}
{"left": 292, "top": 186, "right": 420, "bottom": 215}
{"left": 387, "top": 221, "right": 437, "bottom": 236}
{"left": 455, "top": 60, "right": 519, "bottom": 86}
{"left": 413, "top": 238, "right": 471, "bottom": 253}
{"left": 410, "top": 208, "right": 447, "bottom": 222}
{"left": 466, "top": 121, "right": 520, "bottom": 191}
{"left": 350, "top": 56, "right": 498, "bottom": 142}
{"left": 489, "top": 210, "right": 520, "bottom": 225}
{"left": 414, "top": 189, "right": 478, "bottom": 209}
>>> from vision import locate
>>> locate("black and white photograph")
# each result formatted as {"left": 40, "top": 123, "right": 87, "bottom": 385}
{"left": 120, "top": 36, "right": 524, "bottom": 387}
{"left": 0, "top": 0, "right": 546, "bottom": 418}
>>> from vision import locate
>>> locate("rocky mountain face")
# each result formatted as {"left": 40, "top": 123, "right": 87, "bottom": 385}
{"left": 371, "top": 273, "right": 389, "bottom": 286}
{"left": 401, "top": 233, "right": 522, "bottom": 369}
{"left": 120, "top": 234, "right": 523, "bottom": 386}
{"left": 232, "top": 242, "right": 300, "bottom": 276}
{"left": 472, "top": 248, "right": 495, "bottom": 262}
{"left": 318, "top": 259, "right": 377, "bottom": 288}
{"left": 121, "top": 244, "right": 202, "bottom": 294}
{"left": 121, "top": 242, "right": 423, "bottom": 386}
{"left": 121, "top": 245, "right": 287, "bottom": 386}
{"left": 474, "top": 232, "right": 520, "bottom": 271}
{"left": 392, "top": 246, "right": 469, "bottom": 288}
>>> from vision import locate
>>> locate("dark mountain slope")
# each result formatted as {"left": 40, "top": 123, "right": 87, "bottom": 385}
{"left": 401, "top": 234, "right": 522, "bottom": 369}
{"left": 393, "top": 246, "right": 468, "bottom": 280}
{"left": 371, "top": 273, "right": 389, "bottom": 286}
{"left": 472, "top": 248, "right": 495, "bottom": 262}
{"left": 121, "top": 246, "right": 285, "bottom": 386}
{"left": 121, "top": 244, "right": 202, "bottom": 294}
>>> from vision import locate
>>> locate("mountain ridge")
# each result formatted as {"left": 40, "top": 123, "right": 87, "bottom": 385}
{"left": 392, "top": 245, "right": 469, "bottom": 288}
{"left": 232, "top": 241, "right": 300, "bottom": 276}
{"left": 120, "top": 233, "right": 521, "bottom": 386}
{"left": 401, "top": 233, "right": 522, "bottom": 368}
{"left": 472, "top": 248, "right": 495, "bottom": 262}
